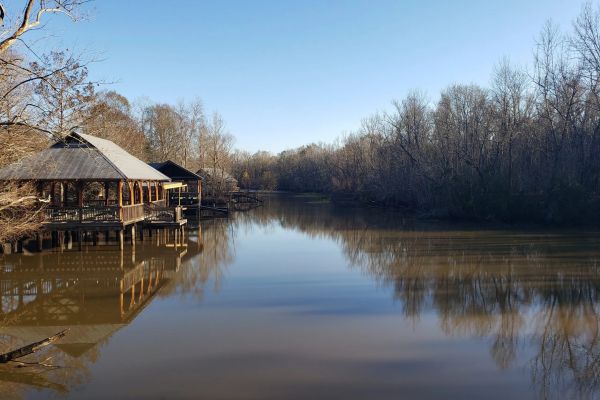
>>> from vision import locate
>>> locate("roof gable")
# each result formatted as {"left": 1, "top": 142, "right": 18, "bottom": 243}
{"left": 75, "top": 132, "right": 170, "bottom": 181}
{"left": 0, "top": 131, "right": 171, "bottom": 181}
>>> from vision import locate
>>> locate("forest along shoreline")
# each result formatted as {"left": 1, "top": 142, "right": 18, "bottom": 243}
{"left": 228, "top": 7, "right": 600, "bottom": 227}
{"left": 3, "top": 2, "right": 600, "bottom": 253}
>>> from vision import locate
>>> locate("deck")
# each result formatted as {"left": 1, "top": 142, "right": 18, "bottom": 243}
{"left": 143, "top": 203, "right": 187, "bottom": 228}
{"left": 42, "top": 201, "right": 185, "bottom": 230}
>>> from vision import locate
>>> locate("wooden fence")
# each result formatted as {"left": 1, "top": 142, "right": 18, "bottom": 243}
{"left": 44, "top": 204, "right": 145, "bottom": 225}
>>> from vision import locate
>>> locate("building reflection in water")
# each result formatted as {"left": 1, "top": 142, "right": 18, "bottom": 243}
{"left": 0, "top": 194, "right": 599, "bottom": 399}
{"left": 0, "top": 221, "right": 234, "bottom": 399}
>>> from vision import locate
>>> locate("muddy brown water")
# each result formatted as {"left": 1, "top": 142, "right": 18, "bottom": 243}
{"left": 1, "top": 194, "right": 600, "bottom": 399}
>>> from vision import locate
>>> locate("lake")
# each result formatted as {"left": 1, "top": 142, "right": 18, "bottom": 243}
{"left": 1, "top": 193, "right": 599, "bottom": 399}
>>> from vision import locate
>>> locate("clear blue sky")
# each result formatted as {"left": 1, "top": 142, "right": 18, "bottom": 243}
{"left": 31, "top": 0, "right": 584, "bottom": 153}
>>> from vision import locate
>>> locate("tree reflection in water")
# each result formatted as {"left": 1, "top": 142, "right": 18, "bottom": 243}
{"left": 0, "top": 194, "right": 599, "bottom": 399}
{"left": 238, "top": 194, "right": 600, "bottom": 400}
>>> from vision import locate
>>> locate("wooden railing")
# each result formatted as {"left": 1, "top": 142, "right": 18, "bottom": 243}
{"left": 168, "top": 191, "right": 200, "bottom": 206}
{"left": 44, "top": 206, "right": 121, "bottom": 223}
{"left": 43, "top": 203, "right": 163, "bottom": 225}
{"left": 86, "top": 199, "right": 118, "bottom": 206}
{"left": 121, "top": 204, "right": 145, "bottom": 223}
{"left": 144, "top": 205, "right": 183, "bottom": 223}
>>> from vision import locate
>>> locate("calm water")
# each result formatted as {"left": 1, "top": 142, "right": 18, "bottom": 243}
{"left": 1, "top": 194, "right": 600, "bottom": 399}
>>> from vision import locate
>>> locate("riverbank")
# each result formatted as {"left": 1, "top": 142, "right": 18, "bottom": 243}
{"left": 268, "top": 190, "right": 600, "bottom": 228}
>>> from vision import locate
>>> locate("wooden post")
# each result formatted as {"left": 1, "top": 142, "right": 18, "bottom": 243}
{"left": 58, "top": 231, "right": 64, "bottom": 252}
{"left": 76, "top": 182, "right": 84, "bottom": 224}
{"left": 118, "top": 181, "right": 124, "bottom": 221}
{"left": 130, "top": 284, "right": 135, "bottom": 307}
{"left": 104, "top": 182, "right": 110, "bottom": 206}
{"left": 138, "top": 181, "right": 143, "bottom": 205}
{"left": 148, "top": 267, "right": 154, "bottom": 290}
{"left": 120, "top": 281, "right": 124, "bottom": 315}
{"left": 154, "top": 181, "right": 159, "bottom": 202}
{"left": 61, "top": 182, "right": 66, "bottom": 206}
{"left": 77, "top": 182, "right": 84, "bottom": 207}
{"left": 118, "top": 181, "right": 123, "bottom": 206}
{"left": 128, "top": 182, "right": 134, "bottom": 206}
{"left": 50, "top": 182, "right": 56, "bottom": 205}
{"left": 130, "top": 225, "right": 136, "bottom": 244}
{"left": 119, "top": 229, "right": 124, "bottom": 251}
{"left": 147, "top": 181, "right": 152, "bottom": 204}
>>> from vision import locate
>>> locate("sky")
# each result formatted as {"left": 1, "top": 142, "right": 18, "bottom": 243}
{"left": 24, "top": 0, "right": 584, "bottom": 153}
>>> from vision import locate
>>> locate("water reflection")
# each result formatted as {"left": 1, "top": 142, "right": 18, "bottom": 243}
{"left": 237, "top": 195, "right": 600, "bottom": 400}
{"left": 165, "top": 219, "right": 235, "bottom": 297}
{"left": 1, "top": 194, "right": 600, "bottom": 399}
{"left": 0, "top": 232, "right": 211, "bottom": 399}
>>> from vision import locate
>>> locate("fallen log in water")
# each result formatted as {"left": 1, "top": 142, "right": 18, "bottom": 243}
{"left": 0, "top": 329, "right": 68, "bottom": 363}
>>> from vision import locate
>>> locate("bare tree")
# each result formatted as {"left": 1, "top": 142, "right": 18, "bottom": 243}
{"left": 0, "top": 0, "right": 87, "bottom": 54}
{"left": 84, "top": 90, "right": 149, "bottom": 159}
{"left": 0, "top": 0, "right": 89, "bottom": 244}
{"left": 200, "top": 112, "right": 235, "bottom": 198}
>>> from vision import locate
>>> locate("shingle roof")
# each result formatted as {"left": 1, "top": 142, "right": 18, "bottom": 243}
{"left": 149, "top": 160, "right": 201, "bottom": 180}
{"left": 0, "top": 131, "right": 170, "bottom": 181}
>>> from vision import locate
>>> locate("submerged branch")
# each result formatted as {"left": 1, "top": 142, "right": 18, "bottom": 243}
{"left": 0, "top": 329, "right": 69, "bottom": 364}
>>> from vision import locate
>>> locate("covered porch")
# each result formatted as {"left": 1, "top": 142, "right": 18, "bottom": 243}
{"left": 42, "top": 179, "right": 168, "bottom": 228}
{"left": 0, "top": 132, "right": 187, "bottom": 251}
{"left": 38, "top": 181, "right": 166, "bottom": 227}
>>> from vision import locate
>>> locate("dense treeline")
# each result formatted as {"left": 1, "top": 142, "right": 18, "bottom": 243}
{"left": 233, "top": 4, "right": 600, "bottom": 224}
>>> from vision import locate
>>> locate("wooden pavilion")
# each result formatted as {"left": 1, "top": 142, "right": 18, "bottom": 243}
{"left": 149, "top": 160, "right": 202, "bottom": 209}
{"left": 0, "top": 131, "right": 186, "bottom": 249}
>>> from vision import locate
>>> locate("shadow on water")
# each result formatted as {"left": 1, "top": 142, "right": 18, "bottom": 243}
{"left": 0, "top": 193, "right": 599, "bottom": 399}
